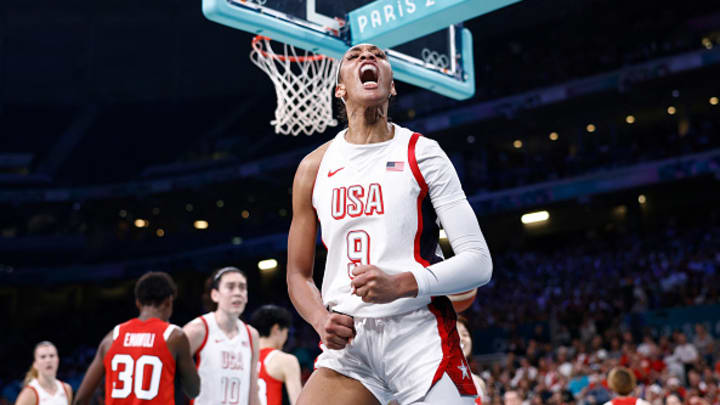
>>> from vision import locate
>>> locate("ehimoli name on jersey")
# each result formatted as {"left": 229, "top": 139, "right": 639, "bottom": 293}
{"left": 331, "top": 184, "right": 385, "bottom": 220}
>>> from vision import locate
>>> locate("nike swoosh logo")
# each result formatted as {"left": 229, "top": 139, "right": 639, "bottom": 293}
{"left": 328, "top": 167, "right": 345, "bottom": 177}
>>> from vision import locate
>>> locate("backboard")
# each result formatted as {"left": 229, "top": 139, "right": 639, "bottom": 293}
{"left": 203, "top": 0, "right": 521, "bottom": 100}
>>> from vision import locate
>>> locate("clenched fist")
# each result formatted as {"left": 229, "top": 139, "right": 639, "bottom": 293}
{"left": 350, "top": 265, "right": 419, "bottom": 304}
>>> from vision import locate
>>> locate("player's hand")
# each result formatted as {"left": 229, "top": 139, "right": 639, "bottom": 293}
{"left": 315, "top": 311, "right": 356, "bottom": 350}
{"left": 351, "top": 265, "right": 417, "bottom": 303}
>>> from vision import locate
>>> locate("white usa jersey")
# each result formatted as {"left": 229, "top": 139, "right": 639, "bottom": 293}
{"left": 192, "top": 312, "right": 254, "bottom": 405}
{"left": 27, "top": 379, "right": 69, "bottom": 405}
{"left": 313, "top": 124, "right": 467, "bottom": 317}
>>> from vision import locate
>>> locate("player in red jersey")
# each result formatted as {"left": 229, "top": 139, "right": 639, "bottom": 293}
{"left": 250, "top": 305, "right": 303, "bottom": 405}
{"left": 15, "top": 341, "right": 72, "bottom": 405}
{"left": 603, "top": 367, "right": 650, "bottom": 405}
{"left": 73, "top": 271, "right": 200, "bottom": 405}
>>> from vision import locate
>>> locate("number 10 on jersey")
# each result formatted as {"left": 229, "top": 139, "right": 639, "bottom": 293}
{"left": 346, "top": 230, "right": 370, "bottom": 280}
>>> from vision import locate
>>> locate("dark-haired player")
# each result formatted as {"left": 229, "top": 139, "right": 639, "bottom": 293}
{"left": 183, "top": 267, "right": 261, "bottom": 405}
{"left": 250, "top": 305, "right": 302, "bottom": 405}
{"left": 73, "top": 271, "right": 200, "bottom": 405}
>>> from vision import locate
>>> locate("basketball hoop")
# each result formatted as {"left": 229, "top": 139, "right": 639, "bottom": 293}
{"left": 250, "top": 36, "right": 340, "bottom": 136}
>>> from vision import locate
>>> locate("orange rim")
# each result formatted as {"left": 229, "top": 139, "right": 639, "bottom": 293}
{"left": 252, "top": 36, "right": 327, "bottom": 62}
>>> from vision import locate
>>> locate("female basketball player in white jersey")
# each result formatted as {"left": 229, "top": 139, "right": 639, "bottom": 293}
{"left": 287, "top": 43, "right": 493, "bottom": 405}
{"left": 15, "top": 341, "right": 72, "bottom": 405}
{"left": 183, "top": 267, "right": 261, "bottom": 405}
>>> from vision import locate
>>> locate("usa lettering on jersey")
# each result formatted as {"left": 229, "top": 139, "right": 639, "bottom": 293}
{"left": 221, "top": 351, "right": 245, "bottom": 370}
{"left": 331, "top": 183, "right": 385, "bottom": 219}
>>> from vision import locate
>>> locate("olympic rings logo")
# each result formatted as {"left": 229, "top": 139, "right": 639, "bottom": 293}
{"left": 421, "top": 48, "right": 449, "bottom": 69}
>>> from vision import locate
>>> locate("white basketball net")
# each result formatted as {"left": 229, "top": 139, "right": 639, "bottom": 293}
{"left": 250, "top": 36, "right": 339, "bottom": 136}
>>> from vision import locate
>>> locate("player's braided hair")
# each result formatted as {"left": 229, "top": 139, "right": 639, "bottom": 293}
{"left": 134, "top": 271, "right": 177, "bottom": 307}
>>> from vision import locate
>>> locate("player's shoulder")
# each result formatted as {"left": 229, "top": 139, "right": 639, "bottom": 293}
{"left": 184, "top": 314, "right": 208, "bottom": 328}
{"left": 298, "top": 141, "right": 332, "bottom": 173}
{"left": 16, "top": 385, "right": 39, "bottom": 404}
{"left": 246, "top": 324, "right": 260, "bottom": 340}
{"left": 411, "top": 131, "right": 442, "bottom": 155}
{"left": 273, "top": 350, "right": 300, "bottom": 366}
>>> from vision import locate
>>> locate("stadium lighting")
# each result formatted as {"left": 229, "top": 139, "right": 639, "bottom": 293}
{"left": 134, "top": 219, "right": 149, "bottom": 228}
{"left": 549, "top": 132, "right": 559, "bottom": 141}
{"left": 119, "top": 209, "right": 128, "bottom": 218}
{"left": 513, "top": 140, "right": 523, "bottom": 149}
{"left": 258, "top": 259, "right": 278, "bottom": 271}
{"left": 667, "top": 106, "right": 676, "bottom": 115}
{"left": 156, "top": 228, "right": 165, "bottom": 237}
{"left": 185, "top": 203, "right": 194, "bottom": 212}
{"left": 439, "top": 229, "right": 448, "bottom": 240}
{"left": 710, "top": 97, "right": 719, "bottom": 106}
{"left": 216, "top": 200, "right": 225, "bottom": 208}
{"left": 241, "top": 210, "right": 250, "bottom": 219}
{"left": 625, "top": 115, "right": 636, "bottom": 124}
{"left": 586, "top": 124, "right": 596, "bottom": 133}
{"left": 521, "top": 210, "right": 550, "bottom": 225}
{"left": 638, "top": 195, "right": 647, "bottom": 204}
{"left": 193, "top": 220, "right": 209, "bottom": 230}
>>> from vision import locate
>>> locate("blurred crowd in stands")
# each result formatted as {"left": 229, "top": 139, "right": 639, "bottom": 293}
{"left": 473, "top": 0, "right": 714, "bottom": 102}
{"left": 463, "top": 112, "right": 720, "bottom": 193}
{"left": 460, "top": 212, "right": 720, "bottom": 405}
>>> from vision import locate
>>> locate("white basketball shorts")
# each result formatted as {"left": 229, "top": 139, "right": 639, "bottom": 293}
{"left": 315, "top": 297, "right": 478, "bottom": 404}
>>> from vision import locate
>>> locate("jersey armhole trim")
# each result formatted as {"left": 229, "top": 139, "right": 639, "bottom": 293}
{"left": 27, "top": 385, "right": 39, "bottom": 405}
{"left": 264, "top": 349, "right": 278, "bottom": 367}
{"left": 61, "top": 381, "right": 71, "bottom": 404}
{"left": 163, "top": 324, "right": 180, "bottom": 341}
{"left": 244, "top": 323, "right": 254, "bottom": 353}
{"left": 112, "top": 324, "right": 121, "bottom": 341}
{"left": 408, "top": 132, "right": 431, "bottom": 267}
{"left": 195, "top": 316, "right": 209, "bottom": 356}
{"left": 310, "top": 141, "right": 333, "bottom": 211}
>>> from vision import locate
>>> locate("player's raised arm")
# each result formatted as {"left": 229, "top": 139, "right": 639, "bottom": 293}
{"left": 167, "top": 328, "right": 201, "bottom": 398}
{"left": 73, "top": 331, "right": 112, "bottom": 405}
{"left": 287, "top": 145, "right": 356, "bottom": 350}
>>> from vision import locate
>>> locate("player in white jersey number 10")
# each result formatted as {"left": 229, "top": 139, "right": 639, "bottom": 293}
{"left": 287, "top": 43, "right": 493, "bottom": 405}
{"left": 183, "top": 267, "right": 261, "bottom": 405}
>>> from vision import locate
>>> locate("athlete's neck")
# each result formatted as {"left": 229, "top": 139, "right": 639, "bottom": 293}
{"left": 258, "top": 336, "right": 283, "bottom": 350}
{"left": 138, "top": 306, "right": 167, "bottom": 322}
{"left": 214, "top": 309, "right": 240, "bottom": 337}
{"left": 344, "top": 104, "right": 393, "bottom": 144}
{"left": 138, "top": 307, "right": 166, "bottom": 322}
{"left": 36, "top": 373, "right": 57, "bottom": 393}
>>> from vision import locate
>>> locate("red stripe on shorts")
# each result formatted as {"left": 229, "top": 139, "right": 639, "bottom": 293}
{"left": 428, "top": 297, "right": 478, "bottom": 397}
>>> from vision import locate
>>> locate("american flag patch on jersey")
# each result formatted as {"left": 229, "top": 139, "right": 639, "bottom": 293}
{"left": 386, "top": 161, "right": 404, "bottom": 171}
